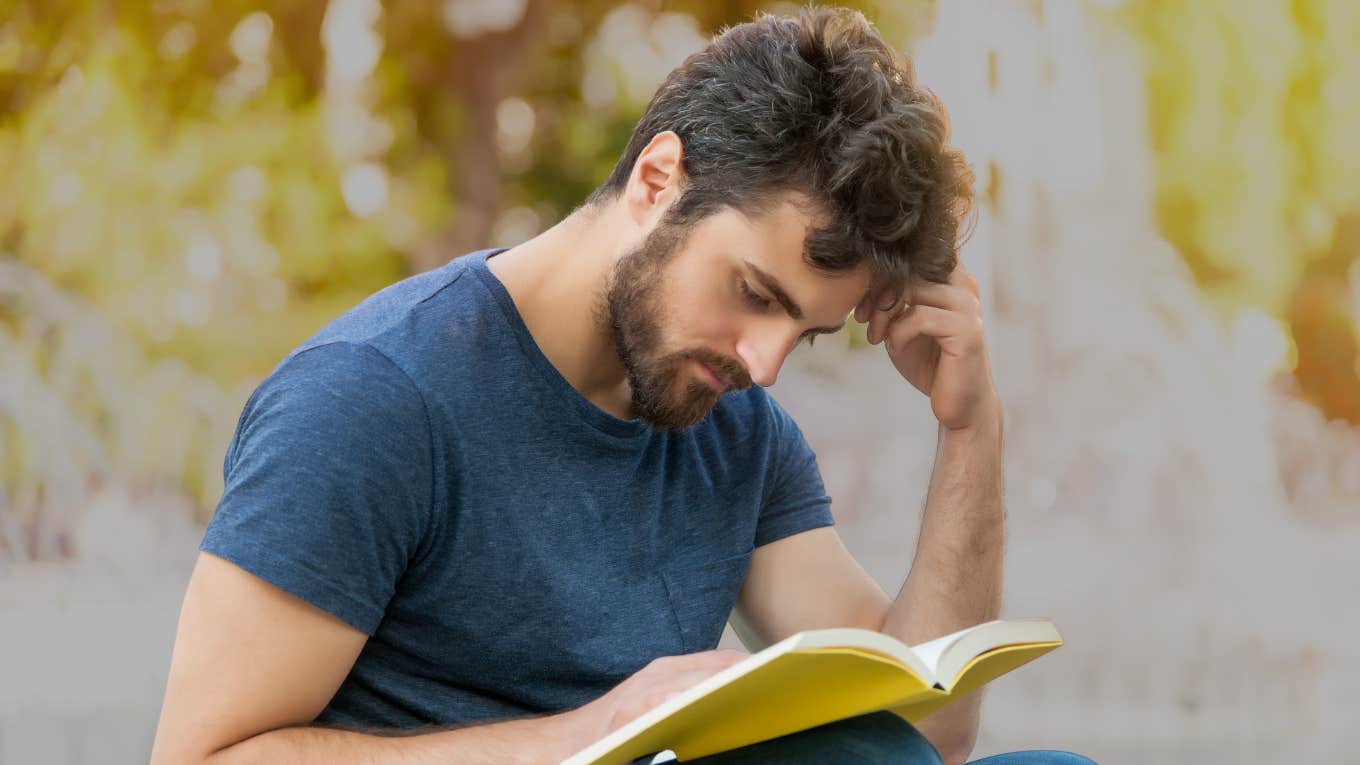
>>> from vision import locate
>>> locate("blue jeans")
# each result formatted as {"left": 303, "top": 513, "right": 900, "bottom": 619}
{"left": 633, "top": 711, "right": 1095, "bottom": 764}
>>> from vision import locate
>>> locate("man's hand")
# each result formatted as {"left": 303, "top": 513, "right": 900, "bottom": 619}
{"left": 561, "top": 650, "right": 750, "bottom": 754}
{"left": 855, "top": 261, "right": 999, "bottom": 432}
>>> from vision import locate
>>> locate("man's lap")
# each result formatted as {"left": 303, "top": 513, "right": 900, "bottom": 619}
{"left": 632, "top": 711, "right": 1096, "bottom": 764}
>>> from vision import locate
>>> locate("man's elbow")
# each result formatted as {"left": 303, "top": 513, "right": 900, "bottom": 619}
{"left": 914, "top": 714, "right": 979, "bottom": 765}
{"left": 933, "top": 733, "right": 977, "bottom": 765}
{"left": 149, "top": 738, "right": 208, "bottom": 765}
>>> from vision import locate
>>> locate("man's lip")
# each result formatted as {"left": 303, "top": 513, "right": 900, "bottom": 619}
{"left": 695, "top": 361, "right": 729, "bottom": 392}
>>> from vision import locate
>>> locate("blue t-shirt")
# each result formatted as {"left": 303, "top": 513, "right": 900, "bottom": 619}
{"left": 200, "top": 249, "right": 834, "bottom": 729}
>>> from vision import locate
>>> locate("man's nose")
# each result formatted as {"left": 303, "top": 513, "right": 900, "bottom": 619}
{"left": 735, "top": 332, "right": 794, "bottom": 389}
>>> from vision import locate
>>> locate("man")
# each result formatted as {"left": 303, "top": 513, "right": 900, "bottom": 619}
{"left": 151, "top": 7, "right": 1093, "bottom": 765}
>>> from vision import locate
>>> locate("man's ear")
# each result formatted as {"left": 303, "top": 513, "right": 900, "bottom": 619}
{"left": 624, "top": 131, "right": 685, "bottom": 228}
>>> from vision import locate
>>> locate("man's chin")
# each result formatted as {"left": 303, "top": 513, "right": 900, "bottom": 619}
{"left": 639, "top": 388, "right": 722, "bottom": 431}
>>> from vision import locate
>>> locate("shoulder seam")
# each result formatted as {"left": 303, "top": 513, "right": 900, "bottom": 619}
{"left": 294, "top": 340, "right": 440, "bottom": 558}
{"left": 356, "top": 341, "right": 440, "bottom": 561}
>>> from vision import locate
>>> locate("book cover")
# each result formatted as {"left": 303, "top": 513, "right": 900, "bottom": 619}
{"left": 563, "top": 618, "right": 1062, "bottom": 765}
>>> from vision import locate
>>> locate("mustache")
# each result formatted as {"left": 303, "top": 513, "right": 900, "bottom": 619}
{"left": 677, "top": 348, "right": 752, "bottom": 392}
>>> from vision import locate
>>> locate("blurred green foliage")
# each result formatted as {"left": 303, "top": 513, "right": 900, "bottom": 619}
{"left": 0, "top": 0, "right": 911, "bottom": 559}
{"left": 6, "top": 0, "right": 1354, "bottom": 562}
{"left": 1122, "top": 0, "right": 1360, "bottom": 423}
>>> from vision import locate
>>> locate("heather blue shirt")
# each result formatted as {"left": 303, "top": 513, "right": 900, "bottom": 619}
{"left": 200, "top": 249, "right": 834, "bottom": 729}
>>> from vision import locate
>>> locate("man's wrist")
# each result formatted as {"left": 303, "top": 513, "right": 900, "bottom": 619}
{"left": 940, "top": 400, "right": 1003, "bottom": 446}
{"left": 421, "top": 710, "right": 587, "bottom": 765}
{"left": 537, "top": 707, "right": 594, "bottom": 763}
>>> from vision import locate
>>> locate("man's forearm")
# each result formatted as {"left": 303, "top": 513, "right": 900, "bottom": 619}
{"left": 884, "top": 412, "right": 1005, "bottom": 639}
{"left": 881, "top": 408, "right": 1005, "bottom": 763}
{"left": 204, "top": 713, "right": 574, "bottom": 765}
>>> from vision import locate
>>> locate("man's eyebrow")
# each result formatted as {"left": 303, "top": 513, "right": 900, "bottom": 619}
{"left": 745, "top": 260, "right": 847, "bottom": 335}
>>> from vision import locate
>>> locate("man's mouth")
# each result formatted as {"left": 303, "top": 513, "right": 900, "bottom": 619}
{"left": 694, "top": 360, "right": 730, "bottom": 393}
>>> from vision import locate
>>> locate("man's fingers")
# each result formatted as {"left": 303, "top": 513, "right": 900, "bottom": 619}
{"left": 855, "top": 286, "right": 894, "bottom": 325}
{"left": 907, "top": 281, "right": 979, "bottom": 313}
{"left": 952, "top": 262, "right": 981, "bottom": 297}
{"left": 684, "top": 648, "right": 747, "bottom": 665}
{"left": 858, "top": 260, "right": 976, "bottom": 325}
{"left": 616, "top": 661, "right": 749, "bottom": 727}
{"left": 647, "top": 650, "right": 747, "bottom": 674}
{"left": 655, "top": 665, "right": 740, "bottom": 701}
{"left": 617, "top": 661, "right": 745, "bottom": 724}
{"left": 864, "top": 276, "right": 983, "bottom": 345}
{"left": 862, "top": 287, "right": 902, "bottom": 344}
{"left": 884, "top": 304, "right": 979, "bottom": 355}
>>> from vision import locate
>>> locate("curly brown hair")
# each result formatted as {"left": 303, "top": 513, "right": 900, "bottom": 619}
{"left": 588, "top": 5, "right": 975, "bottom": 298}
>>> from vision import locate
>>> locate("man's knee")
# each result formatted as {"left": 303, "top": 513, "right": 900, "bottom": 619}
{"left": 966, "top": 751, "right": 1098, "bottom": 765}
{"left": 1033, "top": 751, "right": 1098, "bottom": 762}
{"left": 1040, "top": 754, "right": 1097, "bottom": 765}
{"left": 685, "top": 711, "right": 942, "bottom": 764}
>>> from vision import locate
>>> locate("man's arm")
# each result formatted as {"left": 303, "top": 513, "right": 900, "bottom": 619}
{"left": 153, "top": 552, "right": 746, "bottom": 765}
{"left": 150, "top": 552, "right": 574, "bottom": 765}
{"left": 206, "top": 717, "right": 570, "bottom": 765}
{"left": 880, "top": 413, "right": 1004, "bottom": 764}
{"left": 732, "top": 412, "right": 1002, "bottom": 765}
{"left": 736, "top": 262, "right": 1003, "bottom": 765}
{"left": 731, "top": 530, "right": 890, "bottom": 649}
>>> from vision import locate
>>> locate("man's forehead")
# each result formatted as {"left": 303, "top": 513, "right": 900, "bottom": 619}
{"left": 694, "top": 203, "right": 872, "bottom": 319}
{"left": 714, "top": 197, "right": 817, "bottom": 251}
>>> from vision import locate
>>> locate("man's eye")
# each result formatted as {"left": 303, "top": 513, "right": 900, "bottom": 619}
{"left": 739, "top": 279, "right": 771, "bottom": 309}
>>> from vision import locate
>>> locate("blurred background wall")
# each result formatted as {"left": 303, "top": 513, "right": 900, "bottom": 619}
{"left": 1, "top": 1, "right": 1358, "bottom": 762}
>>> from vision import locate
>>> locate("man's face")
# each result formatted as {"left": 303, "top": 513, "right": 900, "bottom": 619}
{"left": 602, "top": 197, "right": 873, "bottom": 431}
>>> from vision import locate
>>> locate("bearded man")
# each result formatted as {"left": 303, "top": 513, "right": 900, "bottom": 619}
{"left": 152, "top": 7, "right": 1094, "bottom": 765}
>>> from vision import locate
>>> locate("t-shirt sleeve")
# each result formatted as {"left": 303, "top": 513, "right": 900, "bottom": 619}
{"left": 753, "top": 395, "right": 834, "bottom": 548}
{"left": 200, "top": 340, "right": 434, "bottom": 635}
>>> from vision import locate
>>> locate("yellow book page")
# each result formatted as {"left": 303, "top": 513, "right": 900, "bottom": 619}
{"left": 575, "top": 648, "right": 941, "bottom": 765}
{"left": 891, "top": 642, "right": 1062, "bottom": 722}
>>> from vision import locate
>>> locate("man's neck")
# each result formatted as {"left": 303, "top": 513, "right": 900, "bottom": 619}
{"left": 485, "top": 204, "right": 637, "bottom": 420}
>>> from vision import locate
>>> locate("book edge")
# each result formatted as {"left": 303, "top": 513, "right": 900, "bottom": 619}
{"left": 561, "top": 634, "right": 804, "bottom": 765}
{"left": 935, "top": 619, "right": 1063, "bottom": 690}
{"left": 561, "top": 618, "right": 1059, "bottom": 764}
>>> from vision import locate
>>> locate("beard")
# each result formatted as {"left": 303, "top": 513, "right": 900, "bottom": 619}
{"left": 597, "top": 222, "right": 752, "bottom": 431}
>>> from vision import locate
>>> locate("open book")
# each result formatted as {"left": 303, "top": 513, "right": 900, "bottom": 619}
{"left": 562, "top": 618, "right": 1062, "bottom": 765}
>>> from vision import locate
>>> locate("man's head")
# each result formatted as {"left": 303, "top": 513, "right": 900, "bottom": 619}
{"left": 589, "top": 6, "right": 974, "bottom": 431}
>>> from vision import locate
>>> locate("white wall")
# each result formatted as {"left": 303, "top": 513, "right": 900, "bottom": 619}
{"left": 766, "top": 3, "right": 1359, "bottom": 762}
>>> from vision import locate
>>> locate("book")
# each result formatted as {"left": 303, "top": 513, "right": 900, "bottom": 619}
{"left": 562, "top": 618, "right": 1062, "bottom": 765}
